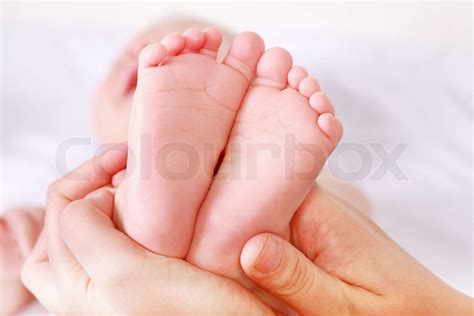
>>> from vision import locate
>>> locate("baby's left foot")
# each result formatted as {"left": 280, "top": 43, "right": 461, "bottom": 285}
{"left": 187, "top": 47, "right": 343, "bottom": 284}
{"left": 114, "top": 28, "right": 264, "bottom": 257}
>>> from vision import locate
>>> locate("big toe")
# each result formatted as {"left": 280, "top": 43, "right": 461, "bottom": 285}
{"left": 253, "top": 47, "right": 293, "bottom": 89}
{"left": 223, "top": 31, "right": 265, "bottom": 82}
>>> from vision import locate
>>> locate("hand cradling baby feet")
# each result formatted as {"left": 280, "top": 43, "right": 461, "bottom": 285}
{"left": 113, "top": 26, "right": 342, "bottom": 310}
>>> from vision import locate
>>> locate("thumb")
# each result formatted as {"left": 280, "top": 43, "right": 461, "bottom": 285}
{"left": 241, "top": 233, "right": 347, "bottom": 316}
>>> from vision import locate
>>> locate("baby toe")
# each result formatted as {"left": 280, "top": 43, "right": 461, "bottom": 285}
{"left": 199, "top": 27, "right": 223, "bottom": 59}
{"left": 160, "top": 32, "right": 186, "bottom": 56}
{"left": 298, "top": 76, "right": 320, "bottom": 98}
{"left": 182, "top": 28, "right": 205, "bottom": 52}
{"left": 317, "top": 113, "right": 343, "bottom": 144}
{"left": 138, "top": 43, "right": 167, "bottom": 69}
{"left": 309, "top": 92, "right": 335, "bottom": 115}
{"left": 288, "top": 66, "right": 308, "bottom": 89}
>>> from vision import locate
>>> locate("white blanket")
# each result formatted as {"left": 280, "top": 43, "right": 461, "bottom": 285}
{"left": 2, "top": 20, "right": 472, "bottom": 310}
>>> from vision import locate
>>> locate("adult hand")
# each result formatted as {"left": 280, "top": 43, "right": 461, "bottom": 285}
{"left": 241, "top": 185, "right": 473, "bottom": 315}
{"left": 21, "top": 144, "right": 273, "bottom": 315}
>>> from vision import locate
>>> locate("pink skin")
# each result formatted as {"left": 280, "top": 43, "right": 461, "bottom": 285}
{"left": 93, "top": 19, "right": 215, "bottom": 144}
{"left": 186, "top": 46, "right": 343, "bottom": 284}
{"left": 1, "top": 20, "right": 209, "bottom": 314}
{"left": 114, "top": 28, "right": 266, "bottom": 257}
{"left": 3, "top": 21, "right": 345, "bottom": 313}
{"left": 111, "top": 29, "right": 343, "bottom": 313}
{"left": 0, "top": 208, "right": 44, "bottom": 314}
{"left": 103, "top": 26, "right": 343, "bottom": 290}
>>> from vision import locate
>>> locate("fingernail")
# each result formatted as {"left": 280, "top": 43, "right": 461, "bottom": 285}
{"left": 253, "top": 237, "right": 282, "bottom": 274}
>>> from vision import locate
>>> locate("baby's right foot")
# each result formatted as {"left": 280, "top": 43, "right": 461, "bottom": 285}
{"left": 187, "top": 47, "right": 343, "bottom": 284}
{"left": 114, "top": 28, "right": 265, "bottom": 257}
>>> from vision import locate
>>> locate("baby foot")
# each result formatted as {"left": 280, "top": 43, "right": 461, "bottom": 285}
{"left": 114, "top": 28, "right": 265, "bottom": 257}
{"left": 187, "top": 47, "right": 343, "bottom": 283}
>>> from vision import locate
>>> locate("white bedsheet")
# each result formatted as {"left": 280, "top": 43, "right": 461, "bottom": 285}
{"left": 2, "top": 21, "right": 472, "bottom": 310}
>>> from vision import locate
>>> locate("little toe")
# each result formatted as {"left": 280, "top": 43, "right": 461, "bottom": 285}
{"left": 309, "top": 92, "right": 335, "bottom": 115}
{"left": 182, "top": 28, "right": 205, "bottom": 52}
{"left": 138, "top": 43, "right": 167, "bottom": 69}
{"left": 199, "top": 27, "right": 223, "bottom": 59}
{"left": 288, "top": 66, "right": 308, "bottom": 89}
{"left": 253, "top": 47, "right": 293, "bottom": 89}
{"left": 298, "top": 76, "right": 321, "bottom": 98}
{"left": 222, "top": 31, "right": 265, "bottom": 82}
{"left": 317, "top": 113, "right": 343, "bottom": 144}
{"left": 160, "top": 32, "right": 186, "bottom": 56}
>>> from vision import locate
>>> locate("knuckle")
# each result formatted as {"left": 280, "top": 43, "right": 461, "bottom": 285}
{"left": 46, "top": 181, "right": 60, "bottom": 200}
{"left": 61, "top": 200, "right": 81, "bottom": 218}
{"left": 58, "top": 200, "right": 86, "bottom": 234}
{"left": 277, "top": 257, "right": 315, "bottom": 298}
{"left": 64, "top": 199, "right": 84, "bottom": 212}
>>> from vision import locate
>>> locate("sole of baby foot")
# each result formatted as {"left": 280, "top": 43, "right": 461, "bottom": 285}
{"left": 187, "top": 47, "right": 343, "bottom": 282}
{"left": 114, "top": 27, "right": 265, "bottom": 258}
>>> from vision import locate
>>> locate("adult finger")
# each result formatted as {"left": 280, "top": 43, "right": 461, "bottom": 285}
{"left": 241, "top": 233, "right": 348, "bottom": 316}
{"left": 46, "top": 143, "right": 128, "bottom": 280}
{"left": 59, "top": 189, "right": 146, "bottom": 284}
{"left": 290, "top": 185, "right": 392, "bottom": 291}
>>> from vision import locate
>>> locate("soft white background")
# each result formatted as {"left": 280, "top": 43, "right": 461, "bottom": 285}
{"left": 1, "top": 1, "right": 472, "bottom": 310}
